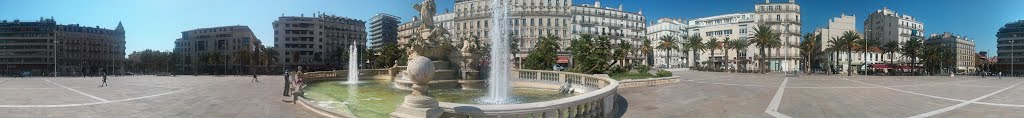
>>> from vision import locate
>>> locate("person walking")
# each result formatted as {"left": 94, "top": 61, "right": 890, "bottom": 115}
{"left": 99, "top": 69, "right": 108, "bottom": 87}
{"left": 251, "top": 71, "right": 259, "bottom": 82}
{"left": 282, "top": 71, "right": 291, "bottom": 96}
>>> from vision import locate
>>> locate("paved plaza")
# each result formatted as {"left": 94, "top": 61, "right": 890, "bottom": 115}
{"left": 621, "top": 70, "right": 1024, "bottom": 118}
{"left": 0, "top": 75, "right": 318, "bottom": 118}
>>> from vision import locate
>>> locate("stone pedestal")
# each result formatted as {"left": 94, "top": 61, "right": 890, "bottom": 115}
{"left": 390, "top": 56, "right": 443, "bottom": 118}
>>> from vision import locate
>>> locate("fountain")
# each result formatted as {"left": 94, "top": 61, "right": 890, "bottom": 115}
{"left": 347, "top": 43, "right": 358, "bottom": 84}
{"left": 483, "top": 0, "right": 511, "bottom": 104}
{"left": 296, "top": 0, "right": 620, "bottom": 117}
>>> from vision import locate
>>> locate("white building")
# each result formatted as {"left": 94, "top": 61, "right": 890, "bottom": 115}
{"left": 925, "top": 32, "right": 976, "bottom": 73}
{"left": 864, "top": 7, "right": 925, "bottom": 63}
{"left": 676, "top": 0, "right": 802, "bottom": 72}
{"left": 814, "top": 14, "right": 877, "bottom": 74}
{"left": 685, "top": 13, "right": 756, "bottom": 71}
{"left": 647, "top": 18, "right": 687, "bottom": 68}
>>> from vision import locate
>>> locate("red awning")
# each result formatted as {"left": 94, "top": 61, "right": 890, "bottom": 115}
{"left": 896, "top": 65, "right": 913, "bottom": 69}
{"left": 557, "top": 57, "right": 570, "bottom": 64}
{"left": 869, "top": 64, "right": 892, "bottom": 69}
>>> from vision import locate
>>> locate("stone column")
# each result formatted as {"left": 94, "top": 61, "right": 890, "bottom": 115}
{"left": 390, "top": 56, "right": 442, "bottom": 118}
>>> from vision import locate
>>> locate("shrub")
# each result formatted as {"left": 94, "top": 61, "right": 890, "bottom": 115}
{"left": 634, "top": 65, "right": 651, "bottom": 73}
{"left": 656, "top": 70, "right": 672, "bottom": 77}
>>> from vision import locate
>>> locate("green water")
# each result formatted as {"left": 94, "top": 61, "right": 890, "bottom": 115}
{"left": 302, "top": 80, "right": 575, "bottom": 118}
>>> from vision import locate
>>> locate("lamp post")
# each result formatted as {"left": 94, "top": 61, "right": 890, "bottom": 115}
{"left": 54, "top": 40, "right": 59, "bottom": 77}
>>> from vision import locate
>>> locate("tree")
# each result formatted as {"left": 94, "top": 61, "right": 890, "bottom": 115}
{"left": 750, "top": 24, "right": 782, "bottom": 74}
{"left": 524, "top": 35, "right": 560, "bottom": 70}
{"left": 882, "top": 41, "right": 899, "bottom": 64}
{"left": 728, "top": 39, "right": 751, "bottom": 72}
{"left": 655, "top": 36, "right": 680, "bottom": 68}
{"left": 232, "top": 50, "right": 254, "bottom": 74}
{"left": 922, "top": 45, "right": 954, "bottom": 75}
{"left": 902, "top": 37, "right": 924, "bottom": 74}
{"left": 617, "top": 41, "right": 633, "bottom": 66}
{"left": 706, "top": 38, "right": 721, "bottom": 70}
{"left": 640, "top": 39, "right": 654, "bottom": 66}
{"left": 568, "top": 34, "right": 614, "bottom": 74}
{"left": 799, "top": 33, "right": 822, "bottom": 74}
{"left": 683, "top": 34, "right": 706, "bottom": 68}
{"left": 375, "top": 43, "right": 403, "bottom": 68}
{"left": 838, "top": 31, "right": 861, "bottom": 76}
{"left": 292, "top": 51, "right": 302, "bottom": 64}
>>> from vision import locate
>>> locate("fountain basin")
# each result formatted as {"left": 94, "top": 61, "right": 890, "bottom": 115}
{"left": 297, "top": 69, "right": 621, "bottom": 118}
{"left": 301, "top": 79, "right": 576, "bottom": 118}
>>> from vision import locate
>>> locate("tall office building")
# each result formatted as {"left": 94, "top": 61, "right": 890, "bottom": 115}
{"left": 173, "top": 26, "right": 263, "bottom": 74}
{"left": 864, "top": 7, "right": 925, "bottom": 63}
{"left": 368, "top": 13, "right": 400, "bottom": 50}
{"left": 925, "top": 32, "right": 975, "bottom": 73}
{"left": 0, "top": 18, "right": 125, "bottom": 76}
{"left": 273, "top": 13, "right": 366, "bottom": 70}
{"left": 996, "top": 20, "right": 1024, "bottom": 73}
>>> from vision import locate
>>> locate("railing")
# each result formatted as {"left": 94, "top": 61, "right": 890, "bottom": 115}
{"left": 438, "top": 69, "right": 619, "bottom": 117}
{"left": 618, "top": 76, "right": 681, "bottom": 88}
{"left": 297, "top": 69, "right": 391, "bottom": 81}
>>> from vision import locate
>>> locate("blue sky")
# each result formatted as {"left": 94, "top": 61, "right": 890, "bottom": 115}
{"left": 2, "top": 0, "right": 1022, "bottom": 57}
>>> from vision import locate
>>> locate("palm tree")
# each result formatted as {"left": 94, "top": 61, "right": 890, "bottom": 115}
{"left": 837, "top": 31, "right": 861, "bottom": 76}
{"left": 750, "top": 24, "right": 782, "bottom": 74}
{"left": 640, "top": 39, "right": 653, "bottom": 66}
{"left": 722, "top": 38, "right": 734, "bottom": 72}
{"left": 799, "top": 33, "right": 821, "bottom": 74}
{"left": 706, "top": 38, "right": 721, "bottom": 70}
{"left": 902, "top": 37, "right": 924, "bottom": 74}
{"left": 683, "top": 34, "right": 706, "bottom": 68}
{"left": 730, "top": 39, "right": 752, "bottom": 72}
{"left": 882, "top": 41, "right": 899, "bottom": 64}
{"left": 232, "top": 50, "right": 253, "bottom": 74}
{"left": 656, "top": 36, "right": 680, "bottom": 68}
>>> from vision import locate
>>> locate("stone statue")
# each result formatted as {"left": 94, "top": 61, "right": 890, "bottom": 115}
{"left": 413, "top": 0, "right": 435, "bottom": 30}
{"left": 406, "top": 0, "right": 454, "bottom": 61}
{"left": 460, "top": 39, "right": 479, "bottom": 71}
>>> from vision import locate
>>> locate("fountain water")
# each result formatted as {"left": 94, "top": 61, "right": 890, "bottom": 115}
{"left": 484, "top": 0, "right": 511, "bottom": 103}
{"left": 347, "top": 44, "right": 359, "bottom": 84}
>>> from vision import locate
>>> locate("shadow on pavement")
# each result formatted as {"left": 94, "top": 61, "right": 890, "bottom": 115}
{"left": 612, "top": 94, "right": 628, "bottom": 118}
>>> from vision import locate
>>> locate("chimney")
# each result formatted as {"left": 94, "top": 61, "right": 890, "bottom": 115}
{"left": 595, "top": 0, "right": 601, "bottom": 7}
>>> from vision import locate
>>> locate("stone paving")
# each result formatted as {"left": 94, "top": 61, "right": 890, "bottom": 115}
{"left": 0, "top": 75, "right": 321, "bottom": 118}
{"left": 620, "top": 70, "right": 1024, "bottom": 118}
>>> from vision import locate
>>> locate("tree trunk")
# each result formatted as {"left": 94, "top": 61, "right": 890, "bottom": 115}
{"left": 847, "top": 46, "right": 852, "bottom": 76}
{"left": 760, "top": 47, "right": 766, "bottom": 74}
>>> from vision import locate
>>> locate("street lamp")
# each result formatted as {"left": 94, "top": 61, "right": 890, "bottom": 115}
{"left": 54, "top": 40, "right": 59, "bottom": 77}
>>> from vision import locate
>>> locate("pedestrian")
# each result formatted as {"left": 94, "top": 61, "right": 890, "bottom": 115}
{"left": 283, "top": 71, "right": 291, "bottom": 96}
{"left": 999, "top": 72, "right": 1003, "bottom": 79}
{"left": 251, "top": 71, "right": 259, "bottom": 82}
{"left": 291, "top": 66, "right": 305, "bottom": 104}
{"left": 99, "top": 69, "right": 108, "bottom": 87}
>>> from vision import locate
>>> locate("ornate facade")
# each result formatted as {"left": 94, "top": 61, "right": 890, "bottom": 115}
{"left": 0, "top": 18, "right": 125, "bottom": 76}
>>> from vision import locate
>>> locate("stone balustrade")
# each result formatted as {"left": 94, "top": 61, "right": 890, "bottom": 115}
{"left": 297, "top": 69, "right": 391, "bottom": 82}
{"left": 438, "top": 69, "right": 620, "bottom": 117}
{"left": 618, "top": 76, "right": 681, "bottom": 88}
